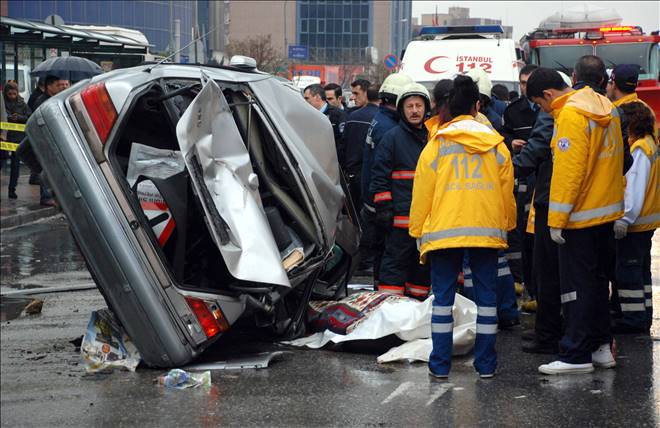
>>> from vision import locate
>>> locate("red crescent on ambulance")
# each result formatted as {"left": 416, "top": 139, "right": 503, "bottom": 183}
{"left": 424, "top": 56, "right": 449, "bottom": 74}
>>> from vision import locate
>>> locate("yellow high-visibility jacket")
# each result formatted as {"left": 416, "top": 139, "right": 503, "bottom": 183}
{"left": 410, "top": 115, "right": 516, "bottom": 262}
{"left": 613, "top": 92, "right": 658, "bottom": 139}
{"left": 425, "top": 112, "right": 493, "bottom": 136}
{"left": 628, "top": 135, "right": 660, "bottom": 232}
{"left": 548, "top": 87, "right": 624, "bottom": 229}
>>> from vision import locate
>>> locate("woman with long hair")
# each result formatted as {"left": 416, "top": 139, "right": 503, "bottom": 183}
{"left": 409, "top": 75, "right": 516, "bottom": 379}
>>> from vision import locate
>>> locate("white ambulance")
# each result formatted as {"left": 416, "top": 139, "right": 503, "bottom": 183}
{"left": 400, "top": 25, "right": 522, "bottom": 93}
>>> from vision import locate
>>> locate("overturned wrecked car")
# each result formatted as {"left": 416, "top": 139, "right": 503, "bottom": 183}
{"left": 25, "top": 60, "right": 360, "bottom": 367}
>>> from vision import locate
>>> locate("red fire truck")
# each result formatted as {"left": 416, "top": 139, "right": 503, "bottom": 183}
{"left": 520, "top": 25, "right": 660, "bottom": 121}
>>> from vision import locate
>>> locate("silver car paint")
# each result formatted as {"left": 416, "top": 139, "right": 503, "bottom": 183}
{"left": 248, "top": 78, "right": 343, "bottom": 247}
{"left": 176, "top": 78, "right": 291, "bottom": 287}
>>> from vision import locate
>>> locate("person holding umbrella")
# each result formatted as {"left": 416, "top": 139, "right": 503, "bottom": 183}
{"left": 18, "top": 56, "right": 103, "bottom": 205}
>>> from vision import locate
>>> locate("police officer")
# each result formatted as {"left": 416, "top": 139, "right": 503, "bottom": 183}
{"left": 608, "top": 70, "right": 658, "bottom": 333}
{"left": 410, "top": 74, "right": 516, "bottom": 378}
{"left": 359, "top": 73, "right": 413, "bottom": 279}
{"left": 502, "top": 64, "right": 540, "bottom": 303}
{"left": 370, "top": 82, "right": 431, "bottom": 299}
{"left": 340, "top": 85, "right": 380, "bottom": 213}
{"left": 303, "top": 83, "right": 346, "bottom": 151}
{"left": 527, "top": 68, "right": 624, "bottom": 375}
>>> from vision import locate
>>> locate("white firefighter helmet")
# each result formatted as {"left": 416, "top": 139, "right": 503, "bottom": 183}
{"left": 397, "top": 82, "right": 431, "bottom": 113}
{"left": 465, "top": 68, "right": 493, "bottom": 98}
{"left": 379, "top": 73, "right": 414, "bottom": 101}
{"left": 557, "top": 71, "right": 573, "bottom": 87}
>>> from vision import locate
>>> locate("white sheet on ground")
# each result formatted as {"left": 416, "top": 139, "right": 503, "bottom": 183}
{"left": 284, "top": 294, "right": 476, "bottom": 362}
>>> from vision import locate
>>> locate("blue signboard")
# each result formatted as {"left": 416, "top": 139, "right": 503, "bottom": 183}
{"left": 383, "top": 53, "right": 398, "bottom": 70}
{"left": 288, "top": 45, "right": 309, "bottom": 60}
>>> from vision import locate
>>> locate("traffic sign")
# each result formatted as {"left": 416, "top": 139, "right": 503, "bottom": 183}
{"left": 288, "top": 45, "right": 309, "bottom": 60}
{"left": 384, "top": 53, "right": 399, "bottom": 70}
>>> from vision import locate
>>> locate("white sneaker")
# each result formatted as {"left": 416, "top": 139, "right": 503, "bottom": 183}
{"left": 538, "top": 360, "right": 594, "bottom": 375}
{"left": 592, "top": 344, "right": 616, "bottom": 368}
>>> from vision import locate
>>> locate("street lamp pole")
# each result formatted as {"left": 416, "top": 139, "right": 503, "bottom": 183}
{"left": 284, "top": 1, "right": 288, "bottom": 56}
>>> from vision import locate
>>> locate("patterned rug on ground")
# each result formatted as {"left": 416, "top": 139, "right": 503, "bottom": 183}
{"left": 308, "top": 291, "right": 410, "bottom": 335}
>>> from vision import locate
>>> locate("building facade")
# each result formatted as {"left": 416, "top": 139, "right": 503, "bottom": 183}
{"left": 6, "top": 0, "right": 193, "bottom": 54}
{"left": 227, "top": 0, "right": 411, "bottom": 65}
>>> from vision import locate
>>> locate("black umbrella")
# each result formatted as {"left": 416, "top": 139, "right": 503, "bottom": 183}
{"left": 30, "top": 56, "right": 103, "bottom": 81}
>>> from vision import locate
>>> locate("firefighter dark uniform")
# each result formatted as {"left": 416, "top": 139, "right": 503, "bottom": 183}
{"left": 541, "top": 87, "right": 624, "bottom": 371}
{"left": 370, "top": 84, "right": 431, "bottom": 299}
{"left": 502, "top": 96, "right": 540, "bottom": 293}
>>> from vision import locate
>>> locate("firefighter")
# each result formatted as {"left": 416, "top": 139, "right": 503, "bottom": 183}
{"left": 611, "top": 101, "right": 659, "bottom": 334}
{"left": 527, "top": 68, "right": 624, "bottom": 375}
{"left": 370, "top": 82, "right": 432, "bottom": 299}
{"left": 359, "top": 73, "right": 413, "bottom": 279}
{"left": 502, "top": 64, "right": 540, "bottom": 305}
{"left": 410, "top": 74, "right": 516, "bottom": 378}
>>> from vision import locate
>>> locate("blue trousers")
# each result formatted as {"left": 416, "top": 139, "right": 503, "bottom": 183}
{"left": 463, "top": 251, "right": 519, "bottom": 322}
{"left": 429, "top": 248, "right": 498, "bottom": 376}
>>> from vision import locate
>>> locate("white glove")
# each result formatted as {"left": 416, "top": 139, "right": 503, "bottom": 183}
{"left": 613, "top": 220, "right": 628, "bottom": 240}
{"left": 416, "top": 238, "right": 421, "bottom": 251}
{"left": 549, "top": 227, "right": 565, "bottom": 245}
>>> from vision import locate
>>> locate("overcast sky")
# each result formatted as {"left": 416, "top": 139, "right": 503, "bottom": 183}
{"left": 411, "top": 1, "right": 660, "bottom": 40}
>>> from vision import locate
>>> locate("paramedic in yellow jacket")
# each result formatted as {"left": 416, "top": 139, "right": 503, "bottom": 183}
{"left": 526, "top": 68, "right": 624, "bottom": 376}
{"left": 409, "top": 75, "right": 516, "bottom": 379}
{"left": 611, "top": 101, "right": 659, "bottom": 333}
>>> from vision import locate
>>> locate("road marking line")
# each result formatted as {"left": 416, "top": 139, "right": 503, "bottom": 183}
{"left": 426, "top": 383, "right": 453, "bottom": 406}
{"left": 381, "top": 382, "right": 414, "bottom": 404}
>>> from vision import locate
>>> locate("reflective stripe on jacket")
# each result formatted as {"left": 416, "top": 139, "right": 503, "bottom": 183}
{"left": 547, "top": 87, "right": 624, "bottom": 229}
{"left": 629, "top": 135, "right": 660, "bottom": 232}
{"left": 370, "top": 121, "right": 428, "bottom": 218}
{"left": 410, "top": 115, "right": 516, "bottom": 262}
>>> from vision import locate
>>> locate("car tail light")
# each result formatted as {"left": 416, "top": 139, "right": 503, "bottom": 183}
{"left": 185, "top": 297, "right": 230, "bottom": 339}
{"left": 80, "top": 82, "right": 117, "bottom": 144}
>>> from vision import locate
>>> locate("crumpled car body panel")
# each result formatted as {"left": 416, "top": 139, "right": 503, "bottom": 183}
{"left": 176, "top": 78, "right": 290, "bottom": 287}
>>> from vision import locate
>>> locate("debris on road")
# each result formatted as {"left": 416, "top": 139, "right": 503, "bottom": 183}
{"left": 157, "top": 369, "right": 211, "bottom": 389}
{"left": 80, "top": 309, "right": 141, "bottom": 373}
{"left": 283, "top": 291, "right": 476, "bottom": 362}
{"left": 184, "top": 351, "right": 288, "bottom": 371}
{"left": 23, "top": 298, "right": 44, "bottom": 315}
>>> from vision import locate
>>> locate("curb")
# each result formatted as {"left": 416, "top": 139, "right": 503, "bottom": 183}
{"left": 0, "top": 206, "right": 60, "bottom": 229}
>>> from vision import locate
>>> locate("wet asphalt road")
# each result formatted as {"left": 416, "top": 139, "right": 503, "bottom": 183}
{"left": 2, "top": 216, "right": 660, "bottom": 427}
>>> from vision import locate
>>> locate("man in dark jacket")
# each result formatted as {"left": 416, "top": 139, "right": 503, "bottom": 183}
{"left": 339, "top": 85, "right": 379, "bottom": 210}
{"left": 370, "top": 82, "right": 431, "bottom": 299}
{"left": 304, "top": 83, "right": 346, "bottom": 153}
{"left": 20, "top": 75, "right": 65, "bottom": 206}
{"left": 27, "top": 78, "right": 45, "bottom": 111}
{"left": 359, "top": 73, "right": 412, "bottom": 279}
{"left": 501, "top": 64, "right": 540, "bottom": 302}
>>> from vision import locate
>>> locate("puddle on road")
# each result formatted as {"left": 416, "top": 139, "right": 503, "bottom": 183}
{"left": 0, "top": 297, "right": 33, "bottom": 321}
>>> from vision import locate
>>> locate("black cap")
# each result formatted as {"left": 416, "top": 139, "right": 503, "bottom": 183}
{"left": 611, "top": 64, "right": 640, "bottom": 90}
